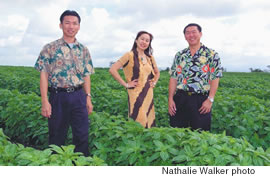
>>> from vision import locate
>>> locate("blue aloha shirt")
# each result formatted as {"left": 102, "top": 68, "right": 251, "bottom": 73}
{"left": 35, "top": 38, "right": 94, "bottom": 88}
{"left": 170, "top": 43, "right": 222, "bottom": 94}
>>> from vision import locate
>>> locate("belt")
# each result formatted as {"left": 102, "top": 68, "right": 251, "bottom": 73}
{"left": 48, "top": 85, "right": 83, "bottom": 93}
{"left": 176, "top": 89, "right": 209, "bottom": 96}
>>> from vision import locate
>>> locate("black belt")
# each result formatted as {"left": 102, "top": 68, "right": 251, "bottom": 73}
{"left": 176, "top": 89, "right": 209, "bottom": 96}
{"left": 48, "top": 85, "right": 83, "bottom": 93}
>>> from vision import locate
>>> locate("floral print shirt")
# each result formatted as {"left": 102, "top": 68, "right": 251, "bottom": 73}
{"left": 35, "top": 38, "right": 94, "bottom": 88}
{"left": 170, "top": 43, "right": 222, "bottom": 93}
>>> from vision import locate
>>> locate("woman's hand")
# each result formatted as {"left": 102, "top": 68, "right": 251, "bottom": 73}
{"left": 149, "top": 79, "right": 157, "bottom": 88}
{"left": 127, "top": 79, "right": 139, "bottom": 88}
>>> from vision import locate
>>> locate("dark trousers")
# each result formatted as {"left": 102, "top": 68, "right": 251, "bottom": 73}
{"left": 170, "top": 90, "right": 211, "bottom": 131}
{"left": 48, "top": 89, "right": 90, "bottom": 156}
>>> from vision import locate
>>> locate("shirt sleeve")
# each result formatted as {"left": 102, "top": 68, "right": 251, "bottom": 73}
{"left": 34, "top": 45, "right": 50, "bottom": 73}
{"left": 118, "top": 52, "right": 131, "bottom": 67}
{"left": 83, "top": 47, "right": 95, "bottom": 76}
{"left": 209, "top": 52, "right": 223, "bottom": 80}
{"left": 169, "top": 52, "right": 180, "bottom": 79}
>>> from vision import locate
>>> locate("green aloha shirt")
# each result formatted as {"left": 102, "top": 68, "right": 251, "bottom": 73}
{"left": 35, "top": 38, "right": 94, "bottom": 88}
{"left": 170, "top": 43, "right": 222, "bottom": 94}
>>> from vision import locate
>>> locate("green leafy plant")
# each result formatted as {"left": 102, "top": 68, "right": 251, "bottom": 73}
{"left": 0, "top": 128, "right": 106, "bottom": 166}
{"left": 0, "top": 66, "right": 270, "bottom": 166}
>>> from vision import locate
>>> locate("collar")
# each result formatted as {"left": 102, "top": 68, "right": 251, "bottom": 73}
{"left": 187, "top": 42, "right": 204, "bottom": 51}
{"left": 185, "top": 43, "right": 206, "bottom": 55}
{"left": 59, "top": 37, "right": 80, "bottom": 47}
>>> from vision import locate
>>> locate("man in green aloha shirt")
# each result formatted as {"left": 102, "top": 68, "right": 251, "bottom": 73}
{"left": 35, "top": 10, "right": 94, "bottom": 156}
{"left": 168, "top": 23, "right": 222, "bottom": 131}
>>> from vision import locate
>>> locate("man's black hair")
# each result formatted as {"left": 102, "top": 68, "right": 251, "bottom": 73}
{"left": 60, "top": 10, "right": 81, "bottom": 23}
{"left": 183, "top": 23, "right": 202, "bottom": 34}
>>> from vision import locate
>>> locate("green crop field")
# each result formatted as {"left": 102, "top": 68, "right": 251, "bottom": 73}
{"left": 0, "top": 65, "right": 269, "bottom": 166}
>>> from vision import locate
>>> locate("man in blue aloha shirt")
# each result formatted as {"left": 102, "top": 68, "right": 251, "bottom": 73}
{"left": 168, "top": 23, "right": 222, "bottom": 131}
{"left": 34, "top": 10, "right": 94, "bottom": 156}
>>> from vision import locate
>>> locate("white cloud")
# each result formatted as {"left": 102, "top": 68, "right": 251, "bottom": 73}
{"left": 0, "top": 0, "right": 270, "bottom": 71}
{"left": 78, "top": 7, "right": 136, "bottom": 63}
{"left": 0, "top": 15, "right": 29, "bottom": 47}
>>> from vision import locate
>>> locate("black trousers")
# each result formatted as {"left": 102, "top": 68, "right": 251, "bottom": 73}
{"left": 170, "top": 90, "right": 211, "bottom": 131}
{"left": 48, "top": 89, "right": 90, "bottom": 156}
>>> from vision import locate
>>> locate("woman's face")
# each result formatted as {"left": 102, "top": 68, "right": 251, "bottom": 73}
{"left": 136, "top": 33, "right": 151, "bottom": 51}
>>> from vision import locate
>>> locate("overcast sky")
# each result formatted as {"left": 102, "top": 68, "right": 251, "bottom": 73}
{"left": 0, "top": 0, "right": 270, "bottom": 72}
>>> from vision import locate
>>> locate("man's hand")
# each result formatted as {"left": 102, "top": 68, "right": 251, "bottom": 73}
{"left": 168, "top": 78, "right": 177, "bottom": 116}
{"left": 86, "top": 97, "right": 93, "bottom": 115}
{"left": 41, "top": 100, "right": 52, "bottom": 118}
{"left": 199, "top": 98, "right": 212, "bottom": 114}
{"left": 168, "top": 98, "right": 177, "bottom": 116}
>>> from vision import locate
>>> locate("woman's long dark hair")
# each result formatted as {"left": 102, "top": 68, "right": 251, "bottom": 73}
{"left": 130, "top": 31, "right": 154, "bottom": 81}
{"left": 131, "top": 31, "right": 153, "bottom": 59}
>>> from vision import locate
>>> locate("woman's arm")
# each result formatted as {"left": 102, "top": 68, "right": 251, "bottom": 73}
{"left": 109, "top": 61, "right": 138, "bottom": 88}
{"left": 150, "top": 66, "right": 160, "bottom": 87}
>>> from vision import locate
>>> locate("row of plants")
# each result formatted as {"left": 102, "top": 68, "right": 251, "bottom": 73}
{"left": 89, "top": 111, "right": 270, "bottom": 166}
{"left": 212, "top": 92, "right": 270, "bottom": 149}
{"left": 1, "top": 66, "right": 269, "bottom": 114}
{"left": 0, "top": 129, "right": 106, "bottom": 166}
{"left": 0, "top": 66, "right": 170, "bottom": 127}
{"left": 0, "top": 89, "right": 48, "bottom": 148}
{"left": 0, "top": 66, "right": 270, "bottom": 165}
{"left": 0, "top": 88, "right": 270, "bottom": 165}
{"left": 0, "top": 66, "right": 40, "bottom": 95}
{"left": 0, "top": 66, "right": 269, "bottom": 150}
{"left": 211, "top": 72, "right": 270, "bottom": 149}
{"left": 1, "top": 67, "right": 269, "bottom": 100}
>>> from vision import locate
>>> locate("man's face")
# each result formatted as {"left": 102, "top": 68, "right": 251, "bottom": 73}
{"left": 184, "top": 26, "right": 202, "bottom": 46}
{"left": 60, "top": 15, "right": 80, "bottom": 39}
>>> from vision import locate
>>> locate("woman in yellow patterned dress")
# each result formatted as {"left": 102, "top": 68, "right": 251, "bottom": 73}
{"left": 109, "top": 31, "right": 160, "bottom": 128}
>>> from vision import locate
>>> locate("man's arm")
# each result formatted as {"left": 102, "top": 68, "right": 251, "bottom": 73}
{"left": 83, "top": 76, "right": 93, "bottom": 115}
{"left": 199, "top": 78, "right": 219, "bottom": 114}
{"left": 208, "top": 78, "right": 219, "bottom": 99}
{"left": 168, "top": 77, "right": 177, "bottom": 116}
{"left": 40, "top": 71, "right": 51, "bottom": 118}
